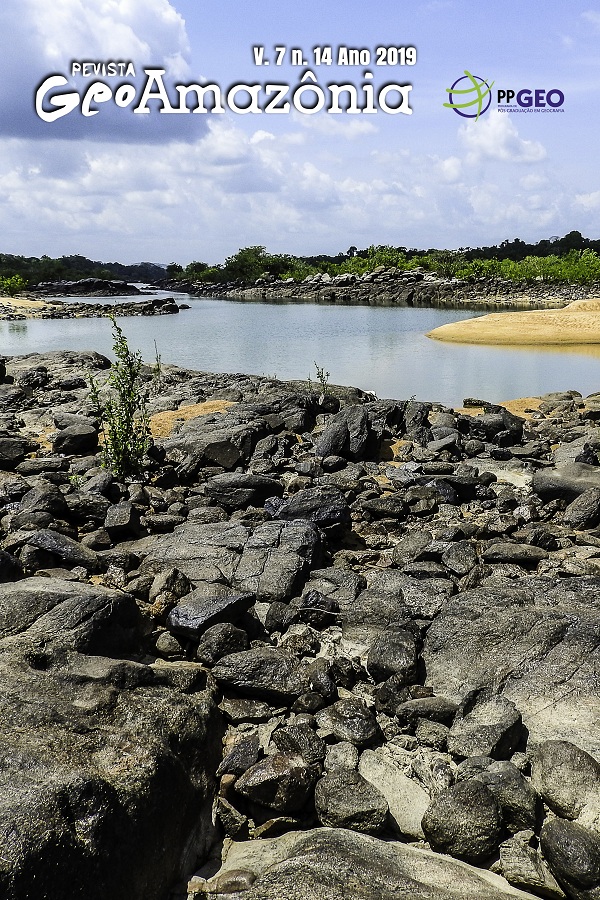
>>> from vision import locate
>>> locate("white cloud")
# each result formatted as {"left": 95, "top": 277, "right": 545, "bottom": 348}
{"left": 460, "top": 112, "right": 546, "bottom": 164}
{"left": 0, "top": 0, "right": 197, "bottom": 142}
{"left": 575, "top": 191, "right": 600, "bottom": 211}
{"left": 25, "top": 0, "right": 190, "bottom": 73}
{"left": 438, "top": 156, "right": 462, "bottom": 182}
{"left": 0, "top": 114, "right": 577, "bottom": 265}
{"left": 296, "top": 114, "right": 378, "bottom": 139}
{"left": 582, "top": 10, "right": 600, "bottom": 31}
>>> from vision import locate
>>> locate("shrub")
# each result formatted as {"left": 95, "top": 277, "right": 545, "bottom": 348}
{"left": 89, "top": 317, "right": 151, "bottom": 479}
{"left": 0, "top": 274, "right": 27, "bottom": 296}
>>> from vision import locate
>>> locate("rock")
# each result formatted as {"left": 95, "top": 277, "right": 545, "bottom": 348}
{"left": 447, "top": 695, "right": 524, "bottom": 760}
{"left": 500, "top": 831, "right": 566, "bottom": 899}
{"left": 530, "top": 741, "right": 600, "bottom": 828}
{"left": 460, "top": 759, "right": 539, "bottom": 833}
{"left": 166, "top": 591, "right": 255, "bottom": 640}
{"left": 196, "top": 622, "right": 249, "bottom": 665}
{"left": 442, "top": 541, "right": 478, "bottom": 576}
{"left": 0, "top": 577, "right": 220, "bottom": 900}
{"left": 204, "top": 472, "right": 284, "bottom": 510}
{"left": 0, "top": 549, "right": 24, "bottom": 582}
{"left": 314, "top": 769, "right": 388, "bottom": 834}
{"left": 52, "top": 423, "right": 98, "bottom": 455}
{"left": 396, "top": 696, "right": 458, "bottom": 725}
{"left": 564, "top": 488, "right": 600, "bottom": 530}
{"left": 366, "top": 569, "right": 454, "bottom": 619}
{"left": 416, "top": 719, "right": 449, "bottom": 751}
{"left": 271, "top": 724, "right": 326, "bottom": 766}
{"left": 11, "top": 481, "right": 69, "bottom": 529}
{"left": 138, "top": 520, "right": 320, "bottom": 603}
{"left": 104, "top": 501, "right": 141, "bottom": 539}
{"left": 265, "top": 486, "right": 350, "bottom": 529}
{"left": 217, "top": 734, "right": 261, "bottom": 778}
{"left": 212, "top": 647, "right": 306, "bottom": 703}
{"left": 533, "top": 463, "right": 600, "bottom": 502}
{"left": 235, "top": 753, "right": 314, "bottom": 813}
{"left": 24, "top": 528, "right": 98, "bottom": 572}
{"left": 366, "top": 628, "right": 419, "bottom": 683}
{"left": 422, "top": 578, "right": 600, "bottom": 756}
{"left": 218, "top": 828, "right": 540, "bottom": 899}
{"left": 0, "top": 435, "right": 37, "bottom": 469}
{"left": 315, "top": 698, "right": 378, "bottom": 746}
{"left": 294, "top": 590, "right": 339, "bottom": 628}
{"left": 422, "top": 780, "right": 504, "bottom": 864}
{"left": 358, "top": 746, "right": 430, "bottom": 839}
{"left": 324, "top": 742, "right": 359, "bottom": 772}
{"left": 482, "top": 542, "right": 548, "bottom": 564}
{"left": 53, "top": 411, "right": 97, "bottom": 431}
{"left": 468, "top": 409, "right": 524, "bottom": 444}
{"left": 0, "top": 577, "right": 141, "bottom": 653}
{"left": 314, "top": 405, "right": 376, "bottom": 461}
{"left": 540, "top": 818, "right": 600, "bottom": 900}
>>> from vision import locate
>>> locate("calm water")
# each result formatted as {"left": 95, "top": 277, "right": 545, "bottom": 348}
{"left": 2, "top": 293, "right": 600, "bottom": 407}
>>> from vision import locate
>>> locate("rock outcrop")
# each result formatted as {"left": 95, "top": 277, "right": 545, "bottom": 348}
{"left": 0, "top": 350, "right": 598, "bottom": 900}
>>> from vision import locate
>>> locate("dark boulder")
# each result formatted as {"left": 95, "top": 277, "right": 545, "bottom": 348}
{"left": 315, "top": 769, "right": 388, "bottom": 834}
{"left": 52, "top": 424, "right": 98, "bottom": 456}
{"left": 166, "top": 591, "right": 255, "bottom": 640}
{"left": 212, "top": 647, "right": 307, "bottom": 703}
{"left": 204, "top": 473, "right": 283, "bottom": 510}
{"left": 265, "top": 486, "right": 350, "bottom": 529}
{"left": 540, "top": 818, "right": 600, "bottom": 900}
{"left": 421, "top": 780, "right": 504, "bottom": 864}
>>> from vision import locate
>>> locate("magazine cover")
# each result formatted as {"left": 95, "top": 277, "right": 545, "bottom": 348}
{"left": 0, "top": 2, "right": 599, "bottom": 899}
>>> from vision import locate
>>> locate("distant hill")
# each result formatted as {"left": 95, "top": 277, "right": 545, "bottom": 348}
{"left": 0, "top": 253, "right": 166, "bottom": 285}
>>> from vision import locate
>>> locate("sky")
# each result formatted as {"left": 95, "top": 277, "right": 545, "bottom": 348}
{"left": 2, "top": 0, "right": 600, "bottom": 265}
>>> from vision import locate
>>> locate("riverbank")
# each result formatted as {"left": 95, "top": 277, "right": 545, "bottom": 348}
{"left": 161, "top": 269, "right": 600, "bottom": 311}
{"left": 1, "top": 351, "right": 600, "bottom": 899}
{"left": 428, "top": 297, "right": 600, "bottom": 344}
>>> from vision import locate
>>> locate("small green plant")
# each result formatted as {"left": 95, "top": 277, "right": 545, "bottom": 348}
{"left": 0, "top": 274, "right": 27, "bottom": 296}
{"left": 151, "top": 339, "right": 163, "bottom": 393}
{"left": 314, "top": 361, "right": 330, "bottom": 396}
{"left": 68, "top": 472, "right": 84, "bottom": 490}
{"left": 89, "top": 317, "right": 151, "bottom": 479}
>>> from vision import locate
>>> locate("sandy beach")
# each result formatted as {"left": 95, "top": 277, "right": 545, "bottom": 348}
{"left": 0, "top": 296, "right": 52, "bottom": 318}
{"left": 427, "top": 297, "right": 600, "bottom": 345}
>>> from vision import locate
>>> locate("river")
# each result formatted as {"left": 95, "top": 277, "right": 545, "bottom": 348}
{"left": 1, "top": 292, "right": 599, "bottom": 406}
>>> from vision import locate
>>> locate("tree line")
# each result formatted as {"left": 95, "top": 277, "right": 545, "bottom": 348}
{"left": 165, "top": 232, "right": 600, "bottom": 286}
{"left": 3, "top": 232, "right": 600, "bottom": 292}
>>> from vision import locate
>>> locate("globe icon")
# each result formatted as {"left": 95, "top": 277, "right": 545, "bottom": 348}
{"left": 444, "top": 70, "right": 494, "bottom": 120}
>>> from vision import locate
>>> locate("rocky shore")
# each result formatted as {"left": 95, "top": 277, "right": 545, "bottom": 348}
{"left": 161, "top": 268, "right": 600, "bottom": 311}
{"left": 1, "top": 351, "right": 600, "bottom": 900}
{"left": 0, "top": 293, "right": 184, "bottom": 321}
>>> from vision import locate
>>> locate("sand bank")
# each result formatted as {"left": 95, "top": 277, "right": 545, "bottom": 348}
{"left": 427, "top": 297, "right": 600, "bottom": 345}
{"left": 0, "top": 296, "right": 52, "bottom": 317}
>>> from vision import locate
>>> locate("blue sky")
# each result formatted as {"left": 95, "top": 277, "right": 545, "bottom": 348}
{"left": 1, "top": 0, "right": 600, "bottom": 264}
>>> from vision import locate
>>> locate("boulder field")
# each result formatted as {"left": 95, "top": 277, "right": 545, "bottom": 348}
{"left": 0, "top": 349, "right": 599, "bottom": 900}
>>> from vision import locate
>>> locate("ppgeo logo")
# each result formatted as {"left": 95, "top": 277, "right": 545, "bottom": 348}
{"left": 444, "top": 71, "right": 494, "bottom": 121}
{"left": 444, "top": 69, "right": 565, "bottom": 119}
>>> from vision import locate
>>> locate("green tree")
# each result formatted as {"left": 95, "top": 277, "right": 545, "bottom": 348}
{"left": 0, "top": 274, "right": 27, "bottom": 296}
{"left": 223, "top": 246, "right": 270, "bottom": 281}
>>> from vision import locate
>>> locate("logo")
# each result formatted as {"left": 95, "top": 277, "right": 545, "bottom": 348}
{"left": 444, "top": 70, "right": 494, "bottom": 120}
